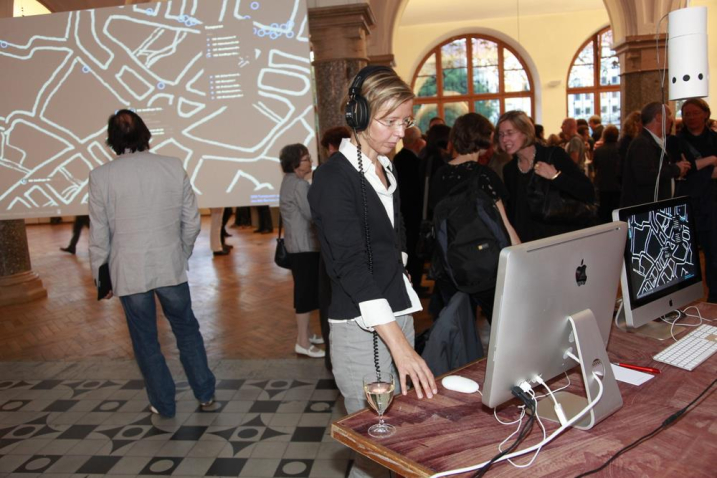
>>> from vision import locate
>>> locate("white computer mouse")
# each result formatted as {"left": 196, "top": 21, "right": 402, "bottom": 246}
{"left": 441, "top": 375, "right": 480, "bottom": 394}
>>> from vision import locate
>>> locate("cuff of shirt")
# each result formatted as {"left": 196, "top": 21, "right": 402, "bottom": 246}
{"left": 357, "top": 298, "right": 397, "bottom": 331}
{"left": 401, "top": 251, "right": 408, "bottom": 267}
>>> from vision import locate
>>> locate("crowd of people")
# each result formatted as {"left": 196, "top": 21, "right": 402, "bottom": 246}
{"left": 78, "top": 66, "right": 716, "bottom": 478}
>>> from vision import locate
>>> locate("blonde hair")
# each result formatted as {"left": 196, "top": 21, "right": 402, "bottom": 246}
{"left": 495, "top": 110, "right": 535, "bottom": 152}
{"left": 341, "top": 68, "right": 414, "bottom": 126}
{"left": 361, "top": 68, "right": 414, "bottom": 122}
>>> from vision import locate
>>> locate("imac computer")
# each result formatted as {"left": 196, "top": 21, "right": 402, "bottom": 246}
{"left": 612, "top": 197, "right": 704, "bottom": 339}
{"left": 482, "top": 222, "right": 627, "bottom": 430}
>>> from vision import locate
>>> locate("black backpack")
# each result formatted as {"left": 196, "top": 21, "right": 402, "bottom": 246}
{"left": 432, "top": 175, "right": 510, "bottom": 293}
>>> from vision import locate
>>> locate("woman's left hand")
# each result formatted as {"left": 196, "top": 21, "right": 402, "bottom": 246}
{"left": 533, "top": 161, "right": 558, "bottom": 180}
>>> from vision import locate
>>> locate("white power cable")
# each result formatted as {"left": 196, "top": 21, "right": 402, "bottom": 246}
{"left": 429, "top": 372, "right": 606, "bottom": 478}
{"left": 501, "top": 388, "right": 547, "bottom": 469}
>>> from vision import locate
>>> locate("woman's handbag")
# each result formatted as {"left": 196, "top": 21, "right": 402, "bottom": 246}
{"left": 526, "top": 148, "right": 598, "bottom": 224}
{"left": 274, "top": 217, "right": 291, "bottom": 269}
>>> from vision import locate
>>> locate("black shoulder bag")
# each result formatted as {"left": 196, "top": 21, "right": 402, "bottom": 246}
{"left": 274, "top": 216, "right": 291, "bottom": 269}
{"left": 525, "top": 147, "right": 598, "bottom": 224}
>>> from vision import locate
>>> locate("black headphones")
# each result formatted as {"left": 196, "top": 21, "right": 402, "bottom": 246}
{"left": 345, "top": 65, "right": 393, "bottom": 132}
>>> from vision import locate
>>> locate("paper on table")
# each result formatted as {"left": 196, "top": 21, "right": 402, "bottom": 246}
{"left": 610, "top": 364, "right": 655, "bottom": 386}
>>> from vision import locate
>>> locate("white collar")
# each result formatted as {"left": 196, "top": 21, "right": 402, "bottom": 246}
{"left": 338, "top": 138, "right": 396, "bottom": 194}
{"left": 644, "top": 127, "right": 665, "bottom": 149}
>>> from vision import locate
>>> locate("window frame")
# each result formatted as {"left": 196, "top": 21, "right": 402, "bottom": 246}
{"left": 411, "top": 33, "right": 535, "bottom": 123}
{"left": 566, "top": 26, "right": 620, "bottom": 120}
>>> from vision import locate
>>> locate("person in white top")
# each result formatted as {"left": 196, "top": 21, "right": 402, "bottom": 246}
{"left": 308, "top": 67, "right": 436, "bottom": 477}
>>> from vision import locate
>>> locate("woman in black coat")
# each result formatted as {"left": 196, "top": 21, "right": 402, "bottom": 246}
{"left": 496, "top": 111, "right": 596, "bottom": 242}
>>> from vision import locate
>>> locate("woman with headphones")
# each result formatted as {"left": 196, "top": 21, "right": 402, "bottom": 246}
{"left": 308, "top": 66, "right": 437, "bottom": 450}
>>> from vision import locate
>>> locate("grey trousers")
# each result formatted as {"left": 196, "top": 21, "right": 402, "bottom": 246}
{"left": 330, "top": 315, "right": 415, "bottom": 478}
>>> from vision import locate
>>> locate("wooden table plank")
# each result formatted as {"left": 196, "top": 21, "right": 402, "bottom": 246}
{"left": 332, "top": 302, "right": 717, "bottom": 477}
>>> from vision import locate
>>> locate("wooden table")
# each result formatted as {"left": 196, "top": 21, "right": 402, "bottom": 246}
{"left": 332, "top": 302, "right": 717, "bottom": 477}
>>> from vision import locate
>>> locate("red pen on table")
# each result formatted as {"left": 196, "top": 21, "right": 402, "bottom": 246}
{"left": 615, "top": 362, "right": 661, "bottom": 374}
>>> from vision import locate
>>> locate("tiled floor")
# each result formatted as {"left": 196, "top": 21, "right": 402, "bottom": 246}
{"left": 0, "top": 359, "right": 350, "bottom": 478}
{"left": 0, "top": 220, "right": 490, "bottom": 477}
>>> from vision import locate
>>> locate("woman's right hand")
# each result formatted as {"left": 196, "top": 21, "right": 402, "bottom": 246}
{"left": 374, "top": 322, "right": 437, "bottom": 399}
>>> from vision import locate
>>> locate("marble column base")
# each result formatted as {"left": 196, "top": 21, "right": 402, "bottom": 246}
{"left": 0, "top": 270, "right": 47, "bottom": 307}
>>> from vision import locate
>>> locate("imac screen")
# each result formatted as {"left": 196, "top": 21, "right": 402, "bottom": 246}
{"left": 620, "top": 197, "right": 702, "bottom": 309}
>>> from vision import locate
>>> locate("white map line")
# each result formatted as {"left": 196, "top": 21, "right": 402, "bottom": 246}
{"left": 39, "top": 58, "right": 128, "bottom": 144}
{"left": 116, "top": 64, "right": 155, "bottom": 101}
{"left": 0, "top": 12, "right": 72, "bottom": 49}
{"left": 74, "top": 10, "right": 115, "bottom": 70}
{"left": 297, "top": 14, "right": 309, "bottom": 43}
{"left": 8, "top": 197, "right": 31, "bottom": 210}
{"left": 252, "top": 102, "right": 282, "bottom": 124}
{"left": 258, "top": 68, "right": 310, "bottom": 96}
{"left": 177, "top": 97, "right": 206, "bottom": 118}
{"left": 268, "top": 49, "right": 310, "bottom": 73}
{"left": 226, "top": 169, "right": 274, "bottom": 192}
{"left": 185, "top": 68, "right": 206, "bottom": 97}
{"left": 148, "top": 93, "right": 175, "bottom": 106}
{"left": 0, "top": 159, "right": 29, "bottom": 175}
{"left": 102, "top": 15, "right": 200, "bottom": 86}
{"left": 0, "top": 48, "right": 74, "bottom": 124}
{"left": 145, "top": 31, "right": 187, "bottom": 68}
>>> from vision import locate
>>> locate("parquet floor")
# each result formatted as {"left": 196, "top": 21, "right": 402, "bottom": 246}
{"left": 0, "top": 218, "right": 433, "bottom": 362}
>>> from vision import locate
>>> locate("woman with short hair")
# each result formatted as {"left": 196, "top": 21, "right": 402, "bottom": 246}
{"left": 308, "top": 67, "right": 437, "bottom": 477}
{"left": 279, "top": 143, "right": 325, "bottom": 358}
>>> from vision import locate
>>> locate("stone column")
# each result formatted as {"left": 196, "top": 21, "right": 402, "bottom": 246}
{"left": 308, "top": 3, "right": 375, "bottom": 163}
{"left": 0, "top": 0, "right": 47, "bottom": 307}
{"left": 0, "top": 0, "right": 12, "bottom": 17}
{"left": 613, "top": 36, "right": 668, "bottom": 117}
{"left": 0, "top": 221, "right": 47, "bottom": 306}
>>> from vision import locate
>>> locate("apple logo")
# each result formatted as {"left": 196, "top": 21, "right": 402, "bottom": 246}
{"left": 575, "top": 259, "right": 587, "bottom": 286}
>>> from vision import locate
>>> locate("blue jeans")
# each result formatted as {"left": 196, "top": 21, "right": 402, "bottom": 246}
{"left": 119, "top": 282, "right": 215, "bottom": 417}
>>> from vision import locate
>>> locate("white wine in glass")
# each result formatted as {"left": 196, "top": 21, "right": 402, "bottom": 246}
{"left": 363, "top": 372, "right": 396, "bottom": 438}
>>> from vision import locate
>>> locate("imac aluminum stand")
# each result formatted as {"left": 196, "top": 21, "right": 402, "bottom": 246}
{"left": 615, "top": 302, "right": 685, "bottom": 341}
{"left": 536, "top": 310, "right": 622, "bottom": 430}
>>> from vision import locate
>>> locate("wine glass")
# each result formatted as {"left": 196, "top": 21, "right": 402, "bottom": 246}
{"left": 363, "top": 372, "right": 396, "bottom": 438}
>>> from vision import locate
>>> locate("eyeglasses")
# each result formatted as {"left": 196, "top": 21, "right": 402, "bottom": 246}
{"left": 498, "top": 129, "right": 519, "bottom": 139}
{"left": 374, "top": 117, "right": 415, "bottom": 130}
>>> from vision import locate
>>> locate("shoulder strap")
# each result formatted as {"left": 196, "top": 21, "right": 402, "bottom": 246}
{"left": 277, "top": 215, "right": 283, "bottom": 239}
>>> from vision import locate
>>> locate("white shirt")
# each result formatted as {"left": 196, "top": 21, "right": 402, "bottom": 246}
{"left": 645, "top": 127, "right": 666, "bottom": 150}
{"left": 329, "top": 138, "right": 422, "bottom": 329}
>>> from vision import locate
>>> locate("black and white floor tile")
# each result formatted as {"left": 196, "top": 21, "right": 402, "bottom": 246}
{"left": 0, "top": 360, "right": 354, "bottom": 477}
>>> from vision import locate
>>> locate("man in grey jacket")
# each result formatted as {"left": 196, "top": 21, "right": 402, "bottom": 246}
{"left": 89, "top": 109, "right": 215, "bottom": 417}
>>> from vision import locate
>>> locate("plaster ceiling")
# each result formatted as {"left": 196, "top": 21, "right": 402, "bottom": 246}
{"left": 400, "top": 0, "right": 607, "bottom": 26}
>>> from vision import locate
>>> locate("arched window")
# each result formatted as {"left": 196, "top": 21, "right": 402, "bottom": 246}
{"left": 566, "top": 27, "right": 621, "bottom": 126}
{"left": 411, "top": 34, "right": 534, "bottom": 131}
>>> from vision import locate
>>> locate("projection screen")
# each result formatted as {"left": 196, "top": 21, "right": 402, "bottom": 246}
{"left": 0, "top": 0, "right": 316, "bottom": 219}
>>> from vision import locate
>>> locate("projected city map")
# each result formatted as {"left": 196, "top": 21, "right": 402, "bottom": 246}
{"left": 0, "top": 0, "right": 315, "bottom": 218}
{"left": 627, "top": 205, "right": 698, "bottom": 300}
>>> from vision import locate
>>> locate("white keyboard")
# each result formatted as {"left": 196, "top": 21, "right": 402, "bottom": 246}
{"left": 653, "top": 324, "right": 717, "bottom": 371}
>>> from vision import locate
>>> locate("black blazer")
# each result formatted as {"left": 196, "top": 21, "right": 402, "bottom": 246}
{"left": 308, "top": 152, "right": 411, "bottom": 320}
{"left": 620, "top": 129, "right": 680, "bottom": 207}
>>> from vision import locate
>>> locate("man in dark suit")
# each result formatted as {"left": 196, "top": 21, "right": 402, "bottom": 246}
{"left": 393, "top": 126, "right": 426, "bottom": 292}
{"left": 589, "top": 115, "right": 605, "bottom": 143}
{"left": 620, "top": 102, "right": 691, "bottom": 207}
